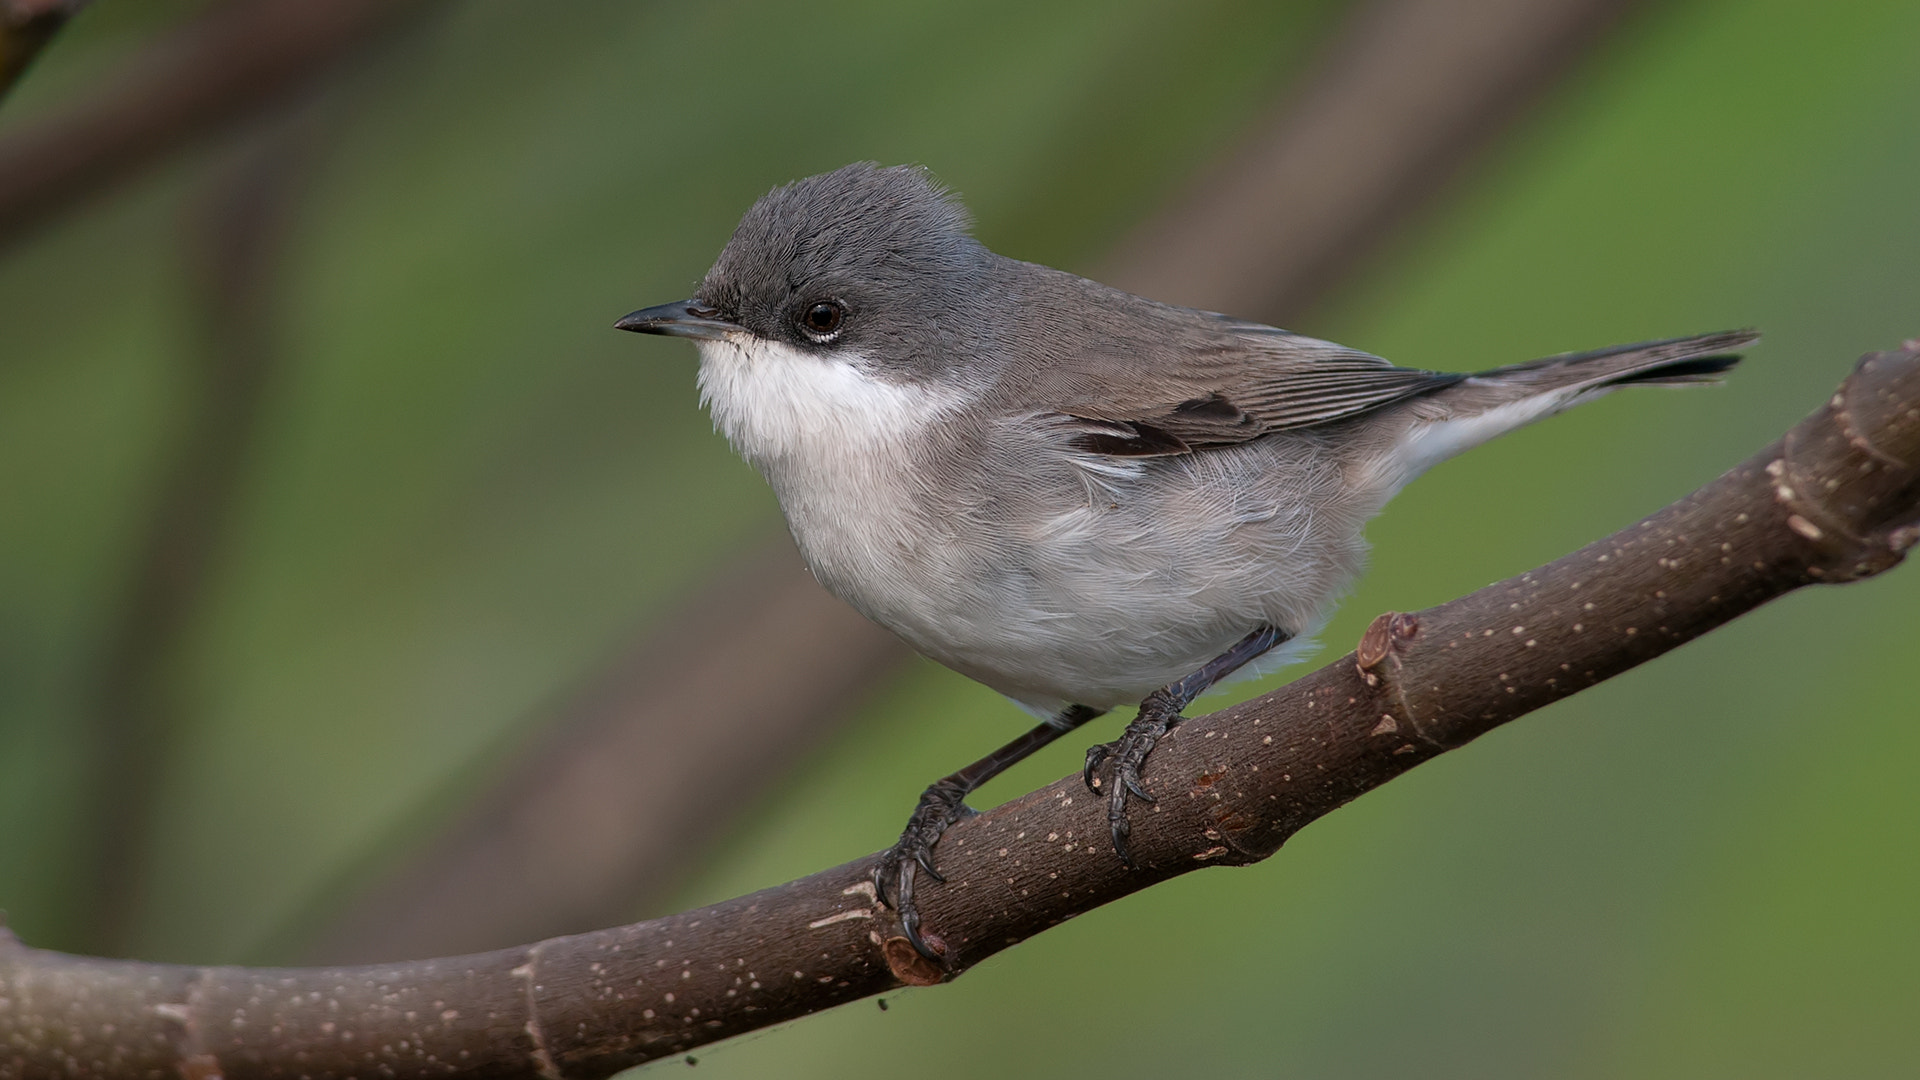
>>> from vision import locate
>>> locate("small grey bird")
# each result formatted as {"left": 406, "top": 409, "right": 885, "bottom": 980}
{"left": 617, "top": 162, "right": 1751, "bottom": 955}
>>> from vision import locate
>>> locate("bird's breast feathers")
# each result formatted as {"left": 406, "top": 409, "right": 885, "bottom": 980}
{"left": 695, "top": 334, "right": 968, "bottom": 626}
{"left": 695, "top": 335, "right": 962, "bottom": 467}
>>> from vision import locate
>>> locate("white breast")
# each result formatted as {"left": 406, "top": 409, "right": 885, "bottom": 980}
{"left": 695, "top": 335, "right": 959, "bottom": 465}
{"left": 695, "top": 334, "right": 971, "bottom": 634}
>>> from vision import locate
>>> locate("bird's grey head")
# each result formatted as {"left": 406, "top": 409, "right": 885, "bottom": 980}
{"left": 617, "top": 163, "right": 995, "bottom": 384}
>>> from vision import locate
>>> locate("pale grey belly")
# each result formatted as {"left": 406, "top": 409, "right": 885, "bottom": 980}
{"left": 776, "top": 435, "right": 1377, "bottom": 715}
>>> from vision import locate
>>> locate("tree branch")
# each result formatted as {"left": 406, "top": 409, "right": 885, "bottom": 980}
{"left": 3, "top": 342, "right": 1915, "bottom": 1076}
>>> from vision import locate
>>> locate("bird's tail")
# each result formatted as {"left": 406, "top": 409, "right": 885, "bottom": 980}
{"left": 1392, "top": 329, "right": 1756, "bottom": 476}
{"left": 1467, "top": 329, "right": 1753, "bottom": 392}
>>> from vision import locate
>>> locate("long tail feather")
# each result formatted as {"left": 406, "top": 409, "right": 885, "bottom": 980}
{"left": 1392, "top": 329, "right": 1756, "bottom": 477}
{"left": 1468, "top": 329, "right": 1755, "bottom": 392}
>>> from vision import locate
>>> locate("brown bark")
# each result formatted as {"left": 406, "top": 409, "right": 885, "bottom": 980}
{"left": 4, "top": 342, "right": 1914, "bottom": 1078}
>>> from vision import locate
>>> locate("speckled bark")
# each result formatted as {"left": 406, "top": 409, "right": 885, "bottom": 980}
{"left": 3, "top": 345, "right": 1916, "bottom": 1078}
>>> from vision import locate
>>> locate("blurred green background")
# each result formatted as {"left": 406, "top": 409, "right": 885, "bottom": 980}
{"left": 3, "top": 0, "right": 1918, "bottom": 1076}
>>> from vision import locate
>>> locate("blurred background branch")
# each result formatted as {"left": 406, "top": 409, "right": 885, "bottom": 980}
{"left": 0, "top": 0, "right": 429, "bottom": 249}
{"left": 303, "top": 537, "right": 908, "bottom": 962}
{"left": 1103, "top": 0, "right": 1639, "bottom": 315}
{"left": 0, "top": 0, "right": 441, "bottom": 958}
{"left": 77, "top": 118, "right": 317, "bottom": 956}
{"left": 0, "top": 0, "right": 87, "bottom": 98}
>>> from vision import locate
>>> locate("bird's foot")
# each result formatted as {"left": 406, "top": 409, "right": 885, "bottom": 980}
{"left": 873, "top": 778, "right": 974, "bottom": 960}
{"left": 1082, "top": 690, "right": 1181, "bottom": 868}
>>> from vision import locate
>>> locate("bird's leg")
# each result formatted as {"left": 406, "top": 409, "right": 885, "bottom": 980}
{"left": 876, "top": 703, "right": 1104, "bottom": 959}
{"left": 1084, "top": 626, "right": 1288, "bottom": 867}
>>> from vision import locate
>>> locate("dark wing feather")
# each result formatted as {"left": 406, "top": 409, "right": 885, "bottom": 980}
{"left": 1047, "top": 318, "right": 1460, "bottom": 458}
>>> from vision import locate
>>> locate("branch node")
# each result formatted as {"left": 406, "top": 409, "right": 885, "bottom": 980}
{"left": 514, "top": 942, "right": 564, "bottom": 1080}
{"left": 1764, "top": 349, "right": 1920, "bottom": 581}
{"left": 1354, "top": 611, "right": 1444, "bottom": 749}
{"left": 159, "top": 968, "right": 217, "bottom": 1080}
{"left": 1355, "top": 611, "right": 1420, "bottom": 684}
{"left": 882, "top": 937, "right": 945, "bottom": 987}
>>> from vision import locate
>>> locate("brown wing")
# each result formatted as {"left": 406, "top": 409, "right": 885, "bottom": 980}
{"left": 1042, "top": 319, "right": 1462, "bottom": 458}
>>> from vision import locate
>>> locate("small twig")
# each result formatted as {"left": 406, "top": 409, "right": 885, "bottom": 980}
{"left": 0, "top": 0, "right": 429, "bottom": 249}
{"left": 0, "top": 0, "right": 86, "bottom": 100}
{"left": 4, "top": 342, "right": 1913, "bottom": 1078}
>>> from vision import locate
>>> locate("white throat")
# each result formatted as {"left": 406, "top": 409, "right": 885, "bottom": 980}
{"left": 693, "top": 333, "right": 975, "bottom": 645}
{"left": 695, "top": 334, "right": 960, "bottom": 467}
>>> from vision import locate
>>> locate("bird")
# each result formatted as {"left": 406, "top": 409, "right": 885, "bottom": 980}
{"left": 616, "top": 161, "right": 1752, "bottom": 957}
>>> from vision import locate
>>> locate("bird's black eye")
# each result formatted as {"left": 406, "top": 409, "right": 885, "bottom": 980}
{"left": 798, "top": 300, "right": 845, "bottom": 339}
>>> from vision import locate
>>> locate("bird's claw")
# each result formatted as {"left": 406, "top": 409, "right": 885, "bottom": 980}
{"left": 913, "top": 846, "right": 944, "bottom": 882}
{"left": 873, "top": 781, "right": 972, "bottom": 960}
{"left": 1108, "top": 803, "right": 1135, "bottom": 869}
{"left": 1086, "top": 699, "right": 1180, "bottom": 867}
{"left": 1082, "top": 743, "right": 1111, "bottom": 792}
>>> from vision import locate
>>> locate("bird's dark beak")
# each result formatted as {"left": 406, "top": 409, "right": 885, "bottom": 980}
{"left": 614, "top": 299, "right": 737, "bottom": 341}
